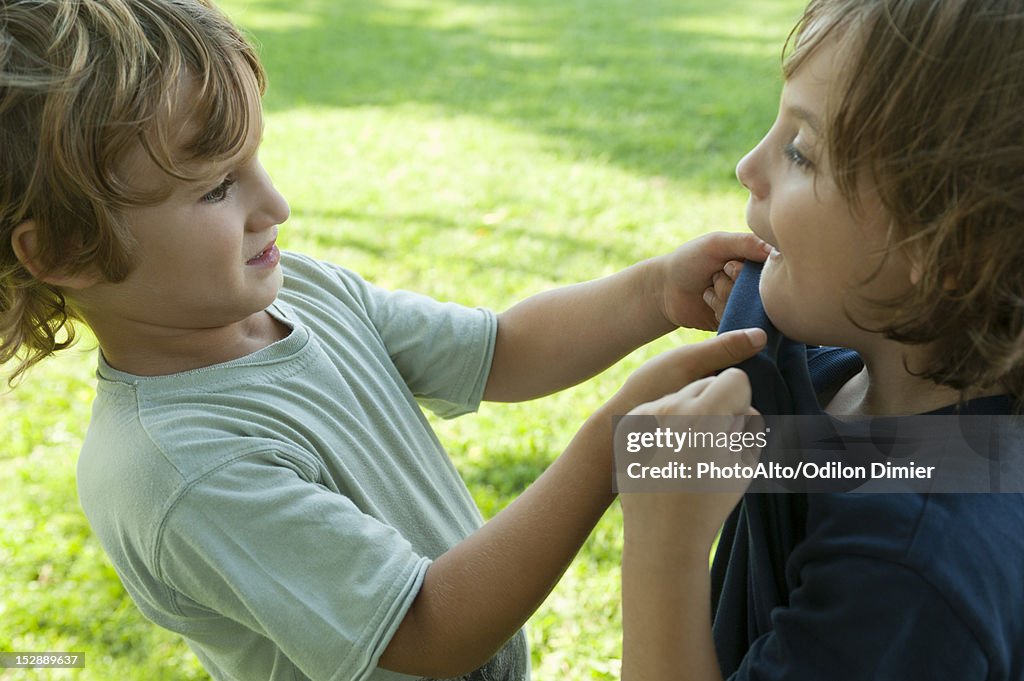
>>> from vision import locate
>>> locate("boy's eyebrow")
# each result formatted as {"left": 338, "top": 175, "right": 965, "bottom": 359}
{"left": 188, "top": 158, "right": 243, "bottom": 188}
{"left": 786, "top": 105, "right": 822, "bottom": 133}
{"left": 186, "top": 132, "right": 264, "bottom": 189}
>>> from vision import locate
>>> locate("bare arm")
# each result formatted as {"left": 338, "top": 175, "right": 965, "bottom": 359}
{"left": 483, "top": 232, "right": 769, "bottom": 402}
{"left": 379, "top": 329, "right": 767, "bottom": 678}
{"left": 619, "top": 367, "right": 762, "bottom": 681}
{"left": 622, "top": 533, "right": 719, "bottom": 681}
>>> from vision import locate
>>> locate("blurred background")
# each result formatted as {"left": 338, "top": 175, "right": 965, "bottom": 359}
{"left": 0, "top": 0, "right": 803, "bottom": 678}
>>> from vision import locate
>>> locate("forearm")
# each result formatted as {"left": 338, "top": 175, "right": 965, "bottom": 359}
{"left": 484, "top": 257, "right": 674, "bottom": 402}
{"left": 617, "top": 364, "right": 760, "bottom": 681}
{"left": 622, "top": 528, "right": 721, "bottom": 681}
{"left": 378, "top": 410, "right": 617, "bottom": 677}
{"left": 482, "top": 232, "right": 770, "bottom": 402}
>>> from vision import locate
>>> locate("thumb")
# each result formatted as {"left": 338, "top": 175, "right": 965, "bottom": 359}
{"left": 703, "top": 231, "right": 773, "bottom": 264}
{"left": 671, "top": 328, "right": 766, "bottom": 382}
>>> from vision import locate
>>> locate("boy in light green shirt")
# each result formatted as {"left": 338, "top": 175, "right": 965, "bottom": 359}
{"left": 0, "top": 1, "right": 767, "bottom": 678}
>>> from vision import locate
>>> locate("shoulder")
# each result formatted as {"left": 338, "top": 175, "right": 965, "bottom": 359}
{"left": 79, "top": 395, "right": 322, "bottom": 521}
{"left": 79, "top": 378, "right": 325, "bottom": 548}
{"left": 276, "top": 251, "right": 445, "bottom": 333}
{"left": 280, "top": 250, "right": 361, "bottom": 286}
{"left": 278, "top": 251, "right": 376, "bottom": 309}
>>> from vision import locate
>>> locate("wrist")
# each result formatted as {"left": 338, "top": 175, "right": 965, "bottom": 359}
{"left": 622, "top": 511, "right": 716, "bottom": 564}
{"left": 641, "top": 253, "right": 676, "bottom": 330}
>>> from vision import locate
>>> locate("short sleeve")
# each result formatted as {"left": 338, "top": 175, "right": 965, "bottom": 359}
{"left": 155, "top": 451, "right": 428, "bottom": 681}
{"left": 354, "top": 281, "right": 497, "bottom": 419}
{"left": 279, "top": 254, "right": 498, "bottom": 419}
{"left": 730, "top": 554, "right": 989, "bottom": 681}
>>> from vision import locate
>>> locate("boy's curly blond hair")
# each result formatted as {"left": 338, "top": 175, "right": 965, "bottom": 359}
{"left": 786, "top": 0, "right": 1024, "bottom": 403}
{"left": 0, "top": 0, "right": 264, "bottom": 384}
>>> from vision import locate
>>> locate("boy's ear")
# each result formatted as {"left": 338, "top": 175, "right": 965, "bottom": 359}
{"left": 909, "top": 262, "right": 923, "bottom": 286}
{"left": 909, "top": 261, "right": 956, "bottom": 291}
{"left": 11, "top": 220, "right": 101, "bottom": 289}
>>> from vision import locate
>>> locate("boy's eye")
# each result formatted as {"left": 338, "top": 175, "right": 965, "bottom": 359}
{"left": 201, "top": 176, "right": 236, "bottom": 203}
{"left": 783, "top": 142, "right": 813, "bottom": 170}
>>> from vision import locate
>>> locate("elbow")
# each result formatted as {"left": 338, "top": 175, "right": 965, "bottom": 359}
{"left": 379, "top": 642, "right": 496, "bottom": 679}
{"left": 414, "top": 656, "right": 494, "bottom": 680}
{"left": 377, "top": 608, "right": 501, "bottom": 678}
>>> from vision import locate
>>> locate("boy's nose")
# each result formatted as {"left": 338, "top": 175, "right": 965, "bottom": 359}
{"left": 735, "top": 147, "right": 766, "bottom": 200}
{"left": 265, "top": 183, "right": 290, "bottom": 226}
{"left": 251, "top": 164, "right": 291, "bottom": 228}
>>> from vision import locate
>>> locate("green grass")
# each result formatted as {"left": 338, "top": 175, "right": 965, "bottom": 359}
{"left": 0, "top": 0, "right": 804, "bottom": 678}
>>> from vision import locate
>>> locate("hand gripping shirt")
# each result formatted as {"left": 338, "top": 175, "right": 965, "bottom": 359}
{"left": 77, "top": 252, "right": 529, "bottom": 681}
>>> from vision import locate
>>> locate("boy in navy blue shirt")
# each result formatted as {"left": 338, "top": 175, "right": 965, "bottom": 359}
{"left": 617, "top": 1, "right": 1024, "bottom": 679}
{"left": 710, "top": 263, "right": 1023, "bottom": 680}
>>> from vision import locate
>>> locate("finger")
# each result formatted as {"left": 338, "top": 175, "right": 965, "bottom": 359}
{"left": 713, "top": 269, "right": 734, "bottom": 301}
{"left": 704, "top": 285, "right": 726, "bottom": 324}
{"left": 666, "top": 328, "right": 767, "bottom": 382}
{"left": 703, "top": 231, "right": 773, "bottom": 264}
{"left": 649, "top": 370, "right": 751, "bottom": 421}
{"left": 700, "top": 284, "right": 716, "bottom": 319}
{"left": 739, "top": 409, "right": 765, "bottom": 466}
{"left": 702, "top": 285, "right": 717, "bottom": 312}
{"left": 697, "top": 367, "right": 754, "bottom": 416}
{"left": 648, "top": 370, "right": 750, "bottom": 415}
{"left": 674, "top": 373, "right": 718, "bottom": 400}
{"left": 703, "top": 269, "right": 737, "bottom": 323}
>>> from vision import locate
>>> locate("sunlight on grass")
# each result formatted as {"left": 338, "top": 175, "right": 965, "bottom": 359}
{"left": 263, "top": 106, "right": 748, "bottom": 305}
{"left": 1, "top": 0, "right": 805, "bottom": 678}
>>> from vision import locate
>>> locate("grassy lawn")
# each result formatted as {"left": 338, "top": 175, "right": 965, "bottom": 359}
{"left": 0, "top": 0, "right": 803, "bottom": 678}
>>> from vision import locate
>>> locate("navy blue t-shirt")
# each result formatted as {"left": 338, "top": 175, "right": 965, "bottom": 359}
{"left": 712, "top": 262, "right": 1024, "bottom": 680}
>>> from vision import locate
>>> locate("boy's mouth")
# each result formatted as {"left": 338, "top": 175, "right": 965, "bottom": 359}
{"left": 745, "top": 216, "right": 777, "bottom": 250}
{"left": 748, "top": 223, "right": 781, "bottom": 260}
{"left": 246, "top": 239, "right": 280, "bottom": 266}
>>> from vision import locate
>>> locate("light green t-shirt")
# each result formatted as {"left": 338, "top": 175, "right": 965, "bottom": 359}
{"left": 77, "top": 252, "right": 528, "bottom": 681}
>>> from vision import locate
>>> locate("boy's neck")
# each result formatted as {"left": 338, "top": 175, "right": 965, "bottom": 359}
{"left": 91, "top": 310, "right": 291, "bottom": 377}
{"left": 824, "top": 344, "right": 996, "bottom": 416}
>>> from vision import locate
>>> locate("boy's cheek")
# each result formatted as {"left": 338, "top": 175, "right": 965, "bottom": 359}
{"left": 743, "top": 205, "right": 774, "bottom": 245}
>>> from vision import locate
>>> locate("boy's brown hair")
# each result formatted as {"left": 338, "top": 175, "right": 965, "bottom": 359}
{"left": 0, "top": 0, "right": 264, "bottom": 384}
{"left": 786, "top": 0, "right": 1024, "bottom": 402}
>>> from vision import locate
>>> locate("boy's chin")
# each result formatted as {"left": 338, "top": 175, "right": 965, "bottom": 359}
{"left": 759, "top": 284, "right": 790, "bottom": 335}
{"left": 762, "top": 298, "right": 822, "bottom": 347}
{"left": 759, "top": 277, "right": 833, "bottom": 346}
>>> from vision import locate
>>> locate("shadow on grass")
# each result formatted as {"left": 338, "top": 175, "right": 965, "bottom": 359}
{"left": 244, "top": 0, "right": 799, "bottom": 190}
{"left": 291, "top": 206, "right": 630, "bottom": 279}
